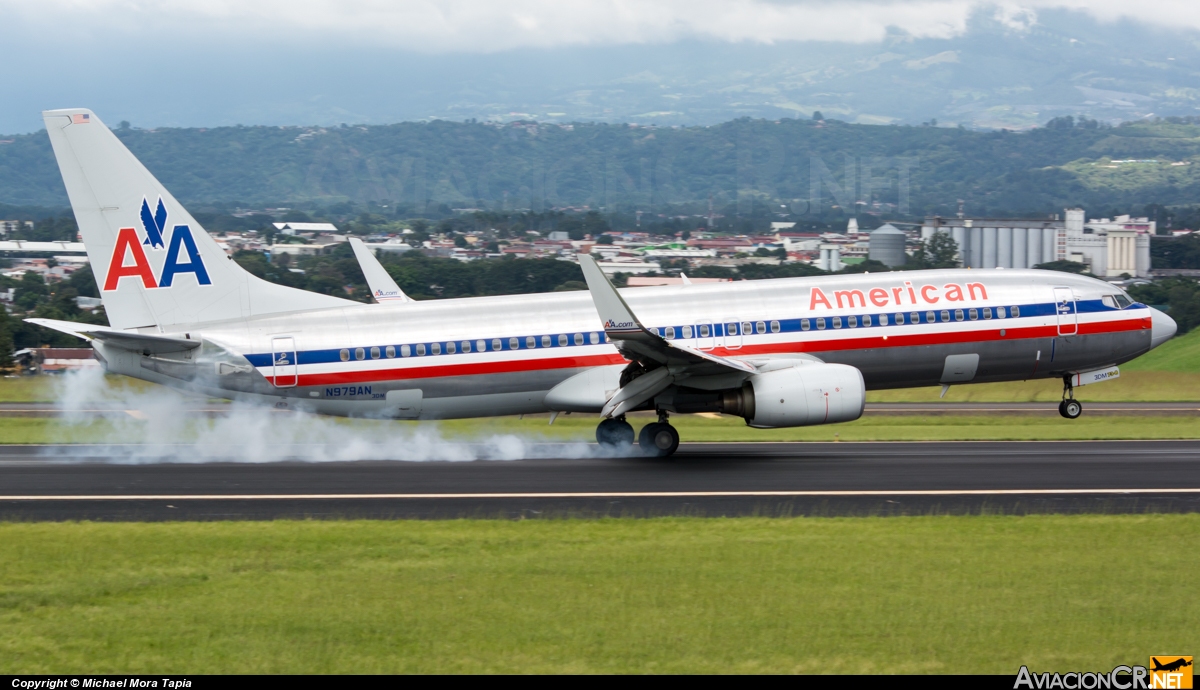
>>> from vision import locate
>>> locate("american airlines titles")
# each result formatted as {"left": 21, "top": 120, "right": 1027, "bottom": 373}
{"left": 809, "top": 281, "right": 989, "bottom": 311}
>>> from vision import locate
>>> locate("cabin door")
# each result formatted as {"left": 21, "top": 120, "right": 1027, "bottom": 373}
{"left": 1053, "top": 287, "right": 1078, "bottom": 336}
{"left": 271, "top": 336, "right": 298, "bottom": 388}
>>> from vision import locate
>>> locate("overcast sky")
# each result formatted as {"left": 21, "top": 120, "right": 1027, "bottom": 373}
{"left": 2, "top": 0, "right": 1199, "bottom": 132}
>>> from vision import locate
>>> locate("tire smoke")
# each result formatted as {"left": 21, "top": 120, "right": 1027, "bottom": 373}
{"left": 44, "top": 367, "right": 608, "bottom": 463}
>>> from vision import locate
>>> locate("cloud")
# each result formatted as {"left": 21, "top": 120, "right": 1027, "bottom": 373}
{"left": 3, "top": 0, "right": 1200, "bottom": 52}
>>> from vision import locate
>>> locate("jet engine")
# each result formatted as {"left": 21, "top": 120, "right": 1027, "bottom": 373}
{"left": 742, "top": 363, "right": 865, "bottom": 428}
{"left": 664, "top": 363, "right": 865, "bottom": 428}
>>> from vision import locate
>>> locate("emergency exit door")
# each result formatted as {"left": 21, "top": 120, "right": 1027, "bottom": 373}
{"left": 271, "top": 336, "right": 298, "bottom": 387}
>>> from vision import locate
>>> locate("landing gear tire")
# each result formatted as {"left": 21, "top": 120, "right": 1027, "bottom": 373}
{"left": 596, "top": 417, "right": 635, "bottom": 450}
{"left": 1059, "top": 399, "right": 1082, "bottom": 419}
{"left": 638, "top": 422, "right": 680, "bottom": 457}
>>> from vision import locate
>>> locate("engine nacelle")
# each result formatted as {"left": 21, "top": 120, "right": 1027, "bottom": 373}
{"left": 744, "top": 363, "right": 865, "bottom": 428}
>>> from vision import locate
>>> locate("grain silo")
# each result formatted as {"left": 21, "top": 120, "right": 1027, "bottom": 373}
{"left": 868, "top": 224, "right": 907, "bottom": 267}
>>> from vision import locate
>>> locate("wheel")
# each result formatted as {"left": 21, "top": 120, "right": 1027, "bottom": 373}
{"left": 638, "top": 422, "right": 680, "bottom": 457}
{"left": 596, "top": 418, "right": 635, "bottom": 449}
{"left": 1058, "top": 400, "right": 1068, "bottom": 418}
{"left": 1061, "top": 399, "right": 1082, "bottom": 419}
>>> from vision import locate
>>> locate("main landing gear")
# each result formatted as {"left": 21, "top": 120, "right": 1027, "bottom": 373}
{"left": 1059, "top": 376, "right": 1082, "bottom": 419}
{"left": 595, "top": 413, "right": 680, "bottom": 457}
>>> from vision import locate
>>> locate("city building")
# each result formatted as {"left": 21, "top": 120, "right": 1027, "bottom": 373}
{"left": 920, "top": 209, "right": 1153, "bottom": 278}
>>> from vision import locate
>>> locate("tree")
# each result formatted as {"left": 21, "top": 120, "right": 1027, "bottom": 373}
{"left": 1034, "top": 260, "right": 1089, "bottom": 274}
{"left": 812, "top": 111, "right": 824, "bottom": 121}
{"left": 910, "top": 232, "right": 960, "bottom": 269}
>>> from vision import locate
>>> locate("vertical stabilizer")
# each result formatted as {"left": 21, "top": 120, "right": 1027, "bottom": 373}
{"left": 348, "top": 238, "right": 411, "bottom": 303}
{"left": 42, "top": 108, "right": 354, "bottom": 331}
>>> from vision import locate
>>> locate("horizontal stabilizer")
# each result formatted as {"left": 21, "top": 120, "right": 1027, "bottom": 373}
{"left": 26, "top": 318, "right": 199, "bottom": 354}
{"left": 348, "top": 238, "right": 411, "bottom": 303}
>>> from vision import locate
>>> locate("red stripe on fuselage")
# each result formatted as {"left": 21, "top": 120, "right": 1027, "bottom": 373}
{"left": 285, "top": 314, "right": 1150, "bottom": 387}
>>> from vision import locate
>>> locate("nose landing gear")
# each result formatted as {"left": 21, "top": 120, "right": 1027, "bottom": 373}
{"left": 1059, "top": 376, "right": 1082, "bottom": 419}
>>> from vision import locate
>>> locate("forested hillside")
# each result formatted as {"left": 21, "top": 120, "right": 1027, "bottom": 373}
{"left": 5, "top": 116, "right": 1200, "bottom": 219}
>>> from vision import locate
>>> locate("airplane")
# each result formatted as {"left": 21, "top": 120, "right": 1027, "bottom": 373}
{"left": 28, "top": 109, "right": 1178, "bottom": 457}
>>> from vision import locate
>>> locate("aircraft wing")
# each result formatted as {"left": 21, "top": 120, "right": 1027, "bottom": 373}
{"left": 577, "top": 254, "right": 754, "bottom": 417}
{"left": 25, "top": 318, "right": 199, "bottom": 354}
{"left": 348, "top": 238, "right": 411, "bottom": 303}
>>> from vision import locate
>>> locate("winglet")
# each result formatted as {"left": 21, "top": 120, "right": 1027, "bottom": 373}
{"left": 577, "top": 254, "right": 653, "bottom": 341}
{"left": 349, "top": 238, "right": 411, "bottom": 303}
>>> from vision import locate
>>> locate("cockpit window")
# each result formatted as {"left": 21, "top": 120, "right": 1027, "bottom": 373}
{"left": 1114, "top": 294, "right": 1133, "bottom": 309}
{"left": 1101, "top": 295, "right": 1117, "bottom": 309}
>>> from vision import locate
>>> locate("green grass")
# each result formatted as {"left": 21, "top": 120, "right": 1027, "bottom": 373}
{"left": 0, "top": 516, "right": 1195, "bottom": 673}
{"left": 1123, "top": 327, "right": 1200, "bottom": 372}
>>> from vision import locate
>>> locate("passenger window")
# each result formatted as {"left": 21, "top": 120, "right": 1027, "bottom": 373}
{"left": 492, "top": 339, "right": 502, "bottom": 351}
{"left": 590, "top": 333, "right": 600, "bottom": 344}
{"left": 355, "top": 347, "right": 365, "bottom": 361}
{"left": 683, "top": 326, "right": 693, "bottom": 338}
{"left": 969, "top": 309, "right": 978, "bottom": 321}
{"left": 1011, "top": 306, "right": 1020, "bottom": 318}
{"left": 770, "top": 320, "right": 780, "bottom": 333}
{"left": 895, "top": 313, "right": 905, "bottom": 325}
{"left": 339, "top": 349, "right": 349, "bottom": 362}
{"left": 910, "top": 312, "right": 920, "bottom": 324}
{"left": 665, "top": 326, "right": 675, "bottom": 340}
{"left": 801, "top": 319, "right": 810, "bottom": 331}
{"left": 742, "top": 322, "right": 753, "bottom": 336}
{"left": 954, "top": 310, "right": 964, "bottom": 321}
{"left": 462, "top": 341, "right": 472, "bottom": 353}
{"left": 400, "top": 345, "right": 411, "bottom": 357}
{"left": 699, "top": 324, "right": 710, "bottom": 338}
{"left": 756, "top": 321, "right": 766, "bottom": 334}
{"left": 370, "top": 346, "right": 380, "bottom": 359}
{"left": 926, "top": 311, "right": 935, "bottom": 323}
{"left": 542, "top": 335, "right": 552, "bottom": 348}
{"left": 726, "top": 323, "right": 738, "bottom": 336}
{"left": 432, "top": 342, "right": 443, "bottom": 355}
{"left": 558, "top": 334, "right": 568, "bottom": 347}
{"left": 816, "top": 318, "right": 826, "bottom": 330}
{"left": 848, "top": 315, "right": 857, "bottom": 328}
{"left": 446, "top": 342, "right": 456, "bottom": 354}
{"left": 574, "top": 333, "right": 583, "bottom": 346}
{"left": 527, "top": 336, "right": 536, "bottom": 349}
{"left": 476, "top": 340, "right": 486, "bottom": 352}
{"left": 982, "top": 308, "right": 992, "bottom": 320}
{"left": 386, "top": 345, "right": 395, "bottom": 358}
{"left": 878, "top": 314, "right": 889, "bottom": 326}
{"left": 832, "top": 317, "right": 842, "bottom": 329}
{"left": 941, "top": 310, "right": 950, "bottom": 322}
{"left": 996, "top": 307, "right": 1006, "bottom": 319}
{"left": 416, "top": 343, "right": 426, "bottom": 356}
{"left": 508, "top": 338, "right": 518, "bottom": 350}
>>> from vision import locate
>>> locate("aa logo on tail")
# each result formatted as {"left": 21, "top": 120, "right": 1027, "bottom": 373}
{"left": 103, "top": 197, "right": 212, "bottom": 291}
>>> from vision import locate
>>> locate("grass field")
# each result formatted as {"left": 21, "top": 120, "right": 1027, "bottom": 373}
{"left": 0, "top": 516, "right": 1195, "bottom": 674}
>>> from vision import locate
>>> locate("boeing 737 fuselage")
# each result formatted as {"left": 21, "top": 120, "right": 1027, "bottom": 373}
{"left": 31, "top": 109, "right": 1178, "bottom": 456}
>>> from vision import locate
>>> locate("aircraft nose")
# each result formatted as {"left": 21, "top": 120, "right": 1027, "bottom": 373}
{"left": 1149, "top": 307, "right": 1177, "bottom": 349}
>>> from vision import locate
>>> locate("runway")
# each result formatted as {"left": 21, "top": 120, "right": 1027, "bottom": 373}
{"left": 1, "top": 440, "right": 1198, "bottom": 520}
{"left": 2, "top": 402, "right": 1197, "bottom": 417}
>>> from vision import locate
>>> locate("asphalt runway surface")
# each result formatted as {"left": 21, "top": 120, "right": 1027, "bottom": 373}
{"left": 2, "top": 402, "right": 1198, "bottom": 417}
{"left": 1, "top": 440, "right": 1198, "bottom": 520}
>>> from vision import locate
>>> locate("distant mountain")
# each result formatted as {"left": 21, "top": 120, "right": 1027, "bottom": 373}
{"left": 5, "top": 114, "right": 1200, "bottom": 219}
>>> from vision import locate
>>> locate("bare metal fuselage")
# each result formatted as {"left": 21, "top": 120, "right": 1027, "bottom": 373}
{"left": 94, "top": 268, "right": 1155, "bottom": 420}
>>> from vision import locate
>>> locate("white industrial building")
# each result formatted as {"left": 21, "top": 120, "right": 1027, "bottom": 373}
{"left": 920, "top": 209, "right": 1153, "bottom": 278}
